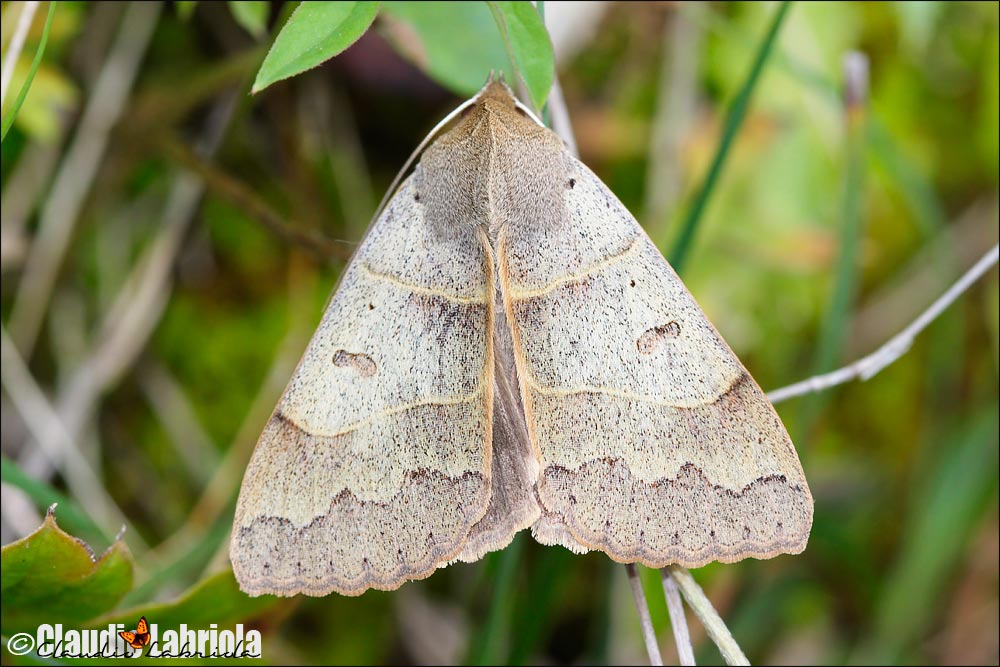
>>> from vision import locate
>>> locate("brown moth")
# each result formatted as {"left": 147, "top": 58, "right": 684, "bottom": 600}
{"left": 230, "top": 78, "right": 813, "bottom": 597}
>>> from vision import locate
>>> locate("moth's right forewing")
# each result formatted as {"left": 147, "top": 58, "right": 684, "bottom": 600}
{"left": 499, "top": 144, "right": 813, "bottom": 568}
{"left": 231, "top": 175, "right": 494, "bottom": 597}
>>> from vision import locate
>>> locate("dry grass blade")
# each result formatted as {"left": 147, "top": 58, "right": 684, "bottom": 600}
{"left": 626, "top": 564, "right": 664, "bottom": 666}
{"left": 664, "top": 565, "right": 749, "bottom": 666}
{"left": 661, "top": 568, "right": 696, "bottom": 665}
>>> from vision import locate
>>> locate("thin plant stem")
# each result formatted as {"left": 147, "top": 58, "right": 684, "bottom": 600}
{"left": 661, "top": 569, "right": 696, "bottom": 666}
{"left": 645, "top": 2, "right": 705, "bottom": 241}
{"left": 1, "top": 1, "right": 56, "bottom": 142}
{"left": 0, "top": 326, "right": 146, "bottom": 550}
{"left": 669, "top": 0, "right": 792, "bottom": 273}
{"left": 9, "top": 1, "right": 160, "bottom": 356}
{"left": 768, "top": 243, "right": 999, "bottom": 403}
{"left": 665, "top": 566, "right": 749, "bottom": 666}
{"left": 626, "top": 564, "right": 664, "bottom": 666}
{"left": 0, "top": 0, "right": 40, "bottom": 106}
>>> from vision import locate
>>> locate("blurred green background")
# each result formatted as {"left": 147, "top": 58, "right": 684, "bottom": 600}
{"left": 1, "top": 1, "right": 997, "bottom": 665}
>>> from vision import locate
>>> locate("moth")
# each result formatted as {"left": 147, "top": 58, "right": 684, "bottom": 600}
{"left": 120, "top": 616, "right": 151, "bottom": 651}
{"left": 231, "top": 77, "right": 813, "bottom": 597}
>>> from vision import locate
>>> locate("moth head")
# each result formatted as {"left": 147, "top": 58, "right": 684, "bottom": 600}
{"left": 477, "top": 73, "right": 516, "bottom": 106}
{"left": 475, "top": 73, "right": 544, "bottom": 128}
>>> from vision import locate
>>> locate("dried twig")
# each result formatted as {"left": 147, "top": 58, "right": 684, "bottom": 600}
{"left": 626, "top": 564, "right": 664, "bottom": 666}
{"left": 0, "top": 1, "right": 40, "bottom": 106}
{"left": 767, "top": 244, "right": 999, "bottom": 404}
{"left": 20, "top": 92, "right": 239, "bottom": 489}
{"left": 661, "top": 569, "right": 696, "bottom": 666}
{"left": 665, "top": 566, "right": 749, "bottom": 666}
{"left": 9, "top": 1, "right": 162, "bottom": 357}
{"left": 847, "top": 197, "right": 997, "bottom": 356}
{"left": 159, "top": 134, "right": 354, "bottom": 262}
{"left": 0, "top": 325, "right": 147, "bottom": 550}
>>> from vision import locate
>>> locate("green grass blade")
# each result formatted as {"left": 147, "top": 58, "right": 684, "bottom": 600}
{"left": 121, "top": 511, "right": 232, "bottom": 606}
{"left": 468, "top": 534, "right": 524, "bottom": 665}
{"left": 0, "top": 1, "right": 58, "bottom": 143}
{"left": 536, "top": 0, "right": 552, "bottom": 127}
{"left": 859, "top": 403, "right": 999, "bottom": 663}
{"left": 507, "top": 547, "right": 576, "bottom": 664}
{"left": 669, "top": 0, "right": 792, "bottom": 273}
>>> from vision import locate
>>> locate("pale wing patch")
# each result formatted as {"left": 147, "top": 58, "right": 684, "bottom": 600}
{"left": 232, "top": 177, "right": 494, "bottom": 597}
{"left": 500, "top": 153, "right": 813, "bottom": 566}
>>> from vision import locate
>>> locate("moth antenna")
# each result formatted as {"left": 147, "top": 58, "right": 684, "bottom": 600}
{"left": 513, "top": 98, "right": 545, "bottom": 128}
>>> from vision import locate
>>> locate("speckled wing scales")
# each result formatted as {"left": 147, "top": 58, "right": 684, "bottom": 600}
{"left": 500, "top": 153, "right": 814, "bottom": 568}
{"left": 231, "top": 175, "right": 495, "bottom": 596}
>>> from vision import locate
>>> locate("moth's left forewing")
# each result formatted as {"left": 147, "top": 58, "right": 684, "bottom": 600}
{"left": 231, "top": 174, "right": 495, "bottom": 596}
{"left": 496, "top": 127, "right": 813, "bottom": 567}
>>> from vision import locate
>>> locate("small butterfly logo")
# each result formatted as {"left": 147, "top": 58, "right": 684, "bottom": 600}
{"left": 119, "top": 616, "right": 151, "bottom": 651}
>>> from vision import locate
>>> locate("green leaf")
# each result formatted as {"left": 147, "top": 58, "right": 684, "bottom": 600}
{"left": 175, "top": 1, "right": 198, "bottom": 20}
{"left": 1, "top": 507, "right": 134, "bottom": 634}
{"left": 487, "top": 1, "right": 554, "bottom": 112}
{"left": 228, "top": 1, "right": 269, "bottom": 39}
{"left": 380, "top": 1, "right": 512, "bottom": 96}
{"left": 0, "top": 456, "right": 109, "bottom": 550}
{"left": 0, "top": 1, "right": 58, "bottom": 143}
{"left": 252, "top": 1, "right": 380, "bottom": 94}
{"left": 92, "top": 568, "right": 279, "bottom": 631}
